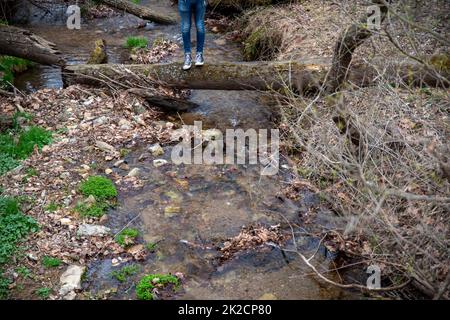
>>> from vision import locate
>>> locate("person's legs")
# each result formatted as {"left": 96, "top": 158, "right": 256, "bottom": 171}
{"left": 178, "top": 0, "right": 192, "bottom": 54}
{"left": 193, "top": 0, "right": 206, "bottom": 53}
{"left": 193, "top": 0, "right": 206, "bottom": 65}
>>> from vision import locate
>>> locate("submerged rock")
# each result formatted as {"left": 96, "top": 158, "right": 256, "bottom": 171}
{"left": 77, "top": 224, "right": 111, "bottom": 237}
{"left": 148, "top": 143, "right": 164, "bottom": 156}
{"left": 127, "top": 168, "right": 141, "bottom": 177}
{"left": 153, "top": 159, "right": 168, "bottom": 167}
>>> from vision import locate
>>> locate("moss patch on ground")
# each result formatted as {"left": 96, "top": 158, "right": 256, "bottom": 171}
{"left": 136, "top": 274, "right": 180, "bottom": 300}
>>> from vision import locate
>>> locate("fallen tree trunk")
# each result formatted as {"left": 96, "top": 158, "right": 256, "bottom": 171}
{"left": 63, "top": 58, "right": 449, "bottom": 91}
{"left": 0, "top": 25, "right": 64, "bottom": 66}
{"left": 99, "top": 0, "right": 177, "bottom": 24}
{"left": 63, "top": 59, "right": 329, "bottom": 91}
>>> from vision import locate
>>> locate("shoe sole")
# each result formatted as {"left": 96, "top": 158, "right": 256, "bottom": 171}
{"left": 183, "top": 65, "right": 192, "bottom": 70}
{"left": 195, "top": 62, "right": 204, "bottom": 67}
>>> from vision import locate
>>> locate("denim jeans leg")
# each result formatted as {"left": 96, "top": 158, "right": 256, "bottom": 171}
{"left": 179, "top": 0, "right": 192, "bottom": 54}
{"left": 193, "top": 0, "right": 206, "bottom": 53}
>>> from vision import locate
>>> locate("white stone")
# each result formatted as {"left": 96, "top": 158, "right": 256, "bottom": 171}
{"left": 60, "top": 218, "right": 71, "bottom": 225}
{"left": 127, "top": 168, "right": 141, "bottom": 177}
{"left": 59, "top": 265, "right": 85, "bottom": 296}
{"left": 77, "top": 224, "right": 111, "bottom": 237}
{"left": 153, "top": 159, "right": 168, "bottom": 167}
{"left": 148, "top": 143, "right": 164, "bottom": 156}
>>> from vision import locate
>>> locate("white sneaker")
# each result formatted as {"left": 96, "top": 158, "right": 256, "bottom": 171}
{"left": 195, "top": 52, "right": 204, "bottom": 66}
{"left": 183, "top": 53, "right": 192, "bottom": 70}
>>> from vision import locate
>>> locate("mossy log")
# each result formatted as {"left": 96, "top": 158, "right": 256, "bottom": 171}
{"left": 63, "top": 58, "right": 449, "bottom": 91}
{"left": 0, "top": 25, "right": 64, "bottom": 66}
{"left": 63, "top": 60, "right": 329, "bottom": 91}
{"left": 99, "top": 0, "right": 177, "bottom": 24}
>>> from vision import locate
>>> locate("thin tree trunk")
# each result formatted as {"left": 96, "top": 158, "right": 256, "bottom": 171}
{"left": 325, "top": 0, "right": 389, "bottom": 92}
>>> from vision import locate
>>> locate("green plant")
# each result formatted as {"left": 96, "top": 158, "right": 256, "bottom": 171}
{"left": 0, "top": 196, "right": 39, "bottom": 265}
{"left": 111, "top": 264, "right": 139, "bottom": 282}
{"left": 120, "top": 148, "right": 130, "bottom": 157}
{"left": 115, "top": 228, "right": 139, "bottom": 247}
{"left": 0, "top": 154, "right": 19, "bottom": 176}
{"left": 14, "top": 127, "right": 52, "bottom": 159}
{"left": 44, "top": 202, "right": 60, "bottom": 212}
{"left": 145, "top": 242, "right": 158, "bottom": 251}
{"left": 0, "top": 56, "right": 33, "bottom": 89}
{"left": 42, "top": 256, "right": 62, "bottom": 268}
{"left": 0, "top": 196, "right": 38, "bottom": 298}
{"left": 75, "top": 201, "right": 108, "bottom": 217}
{"left": 0, "top": 274, "right": 10, "bottom": 299}
{"left": 79, "top": 176, "right": 117, "bottom": 200}
{"left": 125, "top": 36, "right": 148, "bottom": 49}
{"left": 36, "top": 287, "right": 51, "bottom": 299}
{"left": 136, "top": 274, "right": 180, "bottom": 300}
{"left": 16, "top": 266, "right": 31, "bottom": 278}
{"left": 12, "top": 112, "right": 33, "bottom": 131}
{"left": 131, "top": 0, "right": 141, "bottom": 4}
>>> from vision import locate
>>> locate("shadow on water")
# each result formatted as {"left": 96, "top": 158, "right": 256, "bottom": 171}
{"left": 12, "top": 0, "right": 360, "bottom": 299}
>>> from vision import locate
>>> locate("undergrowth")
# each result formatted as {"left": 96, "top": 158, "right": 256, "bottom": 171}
{"left": 77, "top": 176, "right": 117, "bottom": 217}
{"left": 0, "top": 196, "right": 39, "bottom": 299}
{"left": 136, "top": 274, "right": 179, "bottom": 300}
{"left": 111, "top": 264, "right": 139, "bottom": 282}
{"left": 0, "top": 56, "right": 33, "bottom": 89}
{"left": 125, "top": 37, "right": 148, "bottom": 49}
{"left": 115, "top": 228, "right": 139, "bottom": 248}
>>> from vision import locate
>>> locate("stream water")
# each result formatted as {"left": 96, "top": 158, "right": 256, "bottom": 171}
{"left": 13, "top": 0, "right": 359, "bottom": 300}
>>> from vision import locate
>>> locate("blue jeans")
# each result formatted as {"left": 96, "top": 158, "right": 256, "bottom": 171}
{"left": 178, "top": 0, "right": 206, "bottom": 54}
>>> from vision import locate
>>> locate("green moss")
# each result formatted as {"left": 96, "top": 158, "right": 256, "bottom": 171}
{"left": 0, "top": 56, "right": 34, "bottom": 89}
{"left": 145, "top": 242, "right": 158, "bottom": 251}
{"left": 136, "top": 274, "right": 180, "bottom": 300}
{"left": 119, "top": 148, "right": 130, "bottom": 158}
{"left": 430, "top": 54, "right": 450, "bottom": 72}
{"left": 36, "top": 287, "right": 51, "bottom": 299}
{"left": 42, "top": 256, "right": 62, "bottom": 268}
{"left": 79, "top": 176, "right": 117, "bottom": 200}
{"left": 115, "top": 228, "right": 139, "bottom": 248}
{"left": 75, "top": 201, "right": 108, "bottom": 217}
{"left": 125, "top": 37, "right": 148, "bottom": 49}
{"left": 111, "top": 264, "right": 139, "bottom": 282}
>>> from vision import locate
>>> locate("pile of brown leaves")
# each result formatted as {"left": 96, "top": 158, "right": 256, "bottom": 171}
{"left": 86, "top": 4, "right": 119, "bottom": 19}
{"left": 130, "top": 40, "right": 179, "bottom": 64}
{"left": 220, "top": 224, "right": 285, "bottom": 260}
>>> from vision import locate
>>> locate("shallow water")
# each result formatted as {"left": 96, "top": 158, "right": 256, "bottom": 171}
{"left": 12, "top": 0, "right": 359, "bottom": 300}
